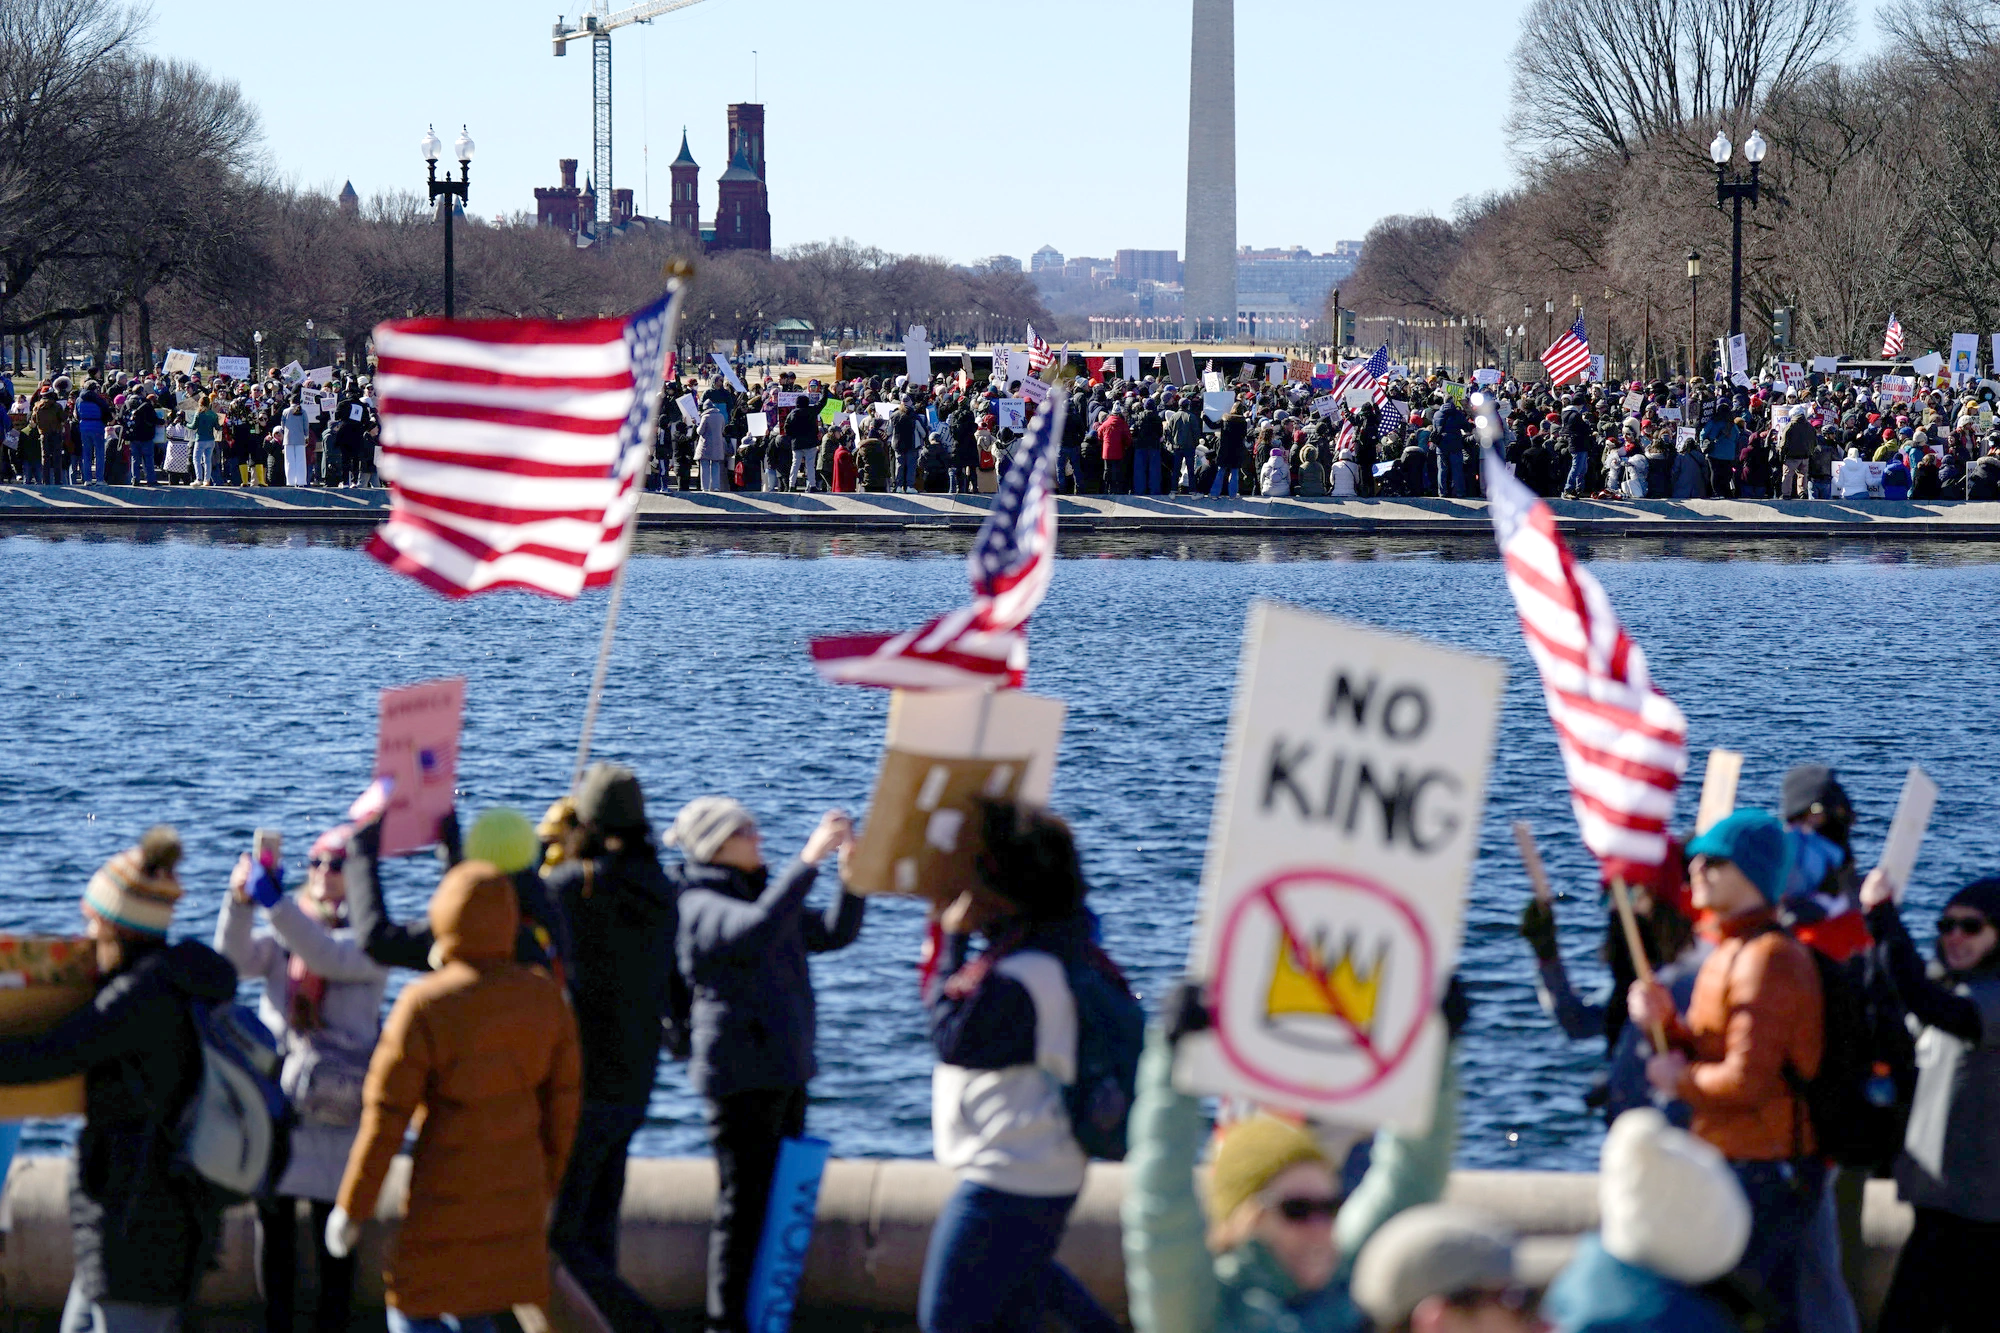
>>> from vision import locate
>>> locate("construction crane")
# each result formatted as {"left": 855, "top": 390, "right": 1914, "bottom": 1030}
{"left": 553, "top": 0, "right": 714, "bottom": 228}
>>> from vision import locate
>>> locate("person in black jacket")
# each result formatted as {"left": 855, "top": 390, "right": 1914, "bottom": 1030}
{"left": 0, "top": 827, "right": 237, "bottom": 1333}
{"left": 671, "top": 797, "right": 864, "bottom": 1333}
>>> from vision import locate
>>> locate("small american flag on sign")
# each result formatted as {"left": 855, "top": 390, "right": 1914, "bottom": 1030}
{"left": 1541, "top": 314, "right": 1592, "bottom": 387}
{"left": 365, "top": 287, "right": 684, "bottom": 599}
{"left": 810, "top": 394, "right": 1069, "bottom": 689}
{"left": 1484, "top": 447, "right": 1689, "bottom": 874}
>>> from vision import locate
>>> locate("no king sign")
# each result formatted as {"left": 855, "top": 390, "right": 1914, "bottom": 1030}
{"left": 1176, "top": 602, "right": 1504, "bottom": 1133}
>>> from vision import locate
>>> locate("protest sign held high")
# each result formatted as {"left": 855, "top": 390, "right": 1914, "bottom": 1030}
{"left": 1175, "top": 601, "right": 1503, "bottom": 1133}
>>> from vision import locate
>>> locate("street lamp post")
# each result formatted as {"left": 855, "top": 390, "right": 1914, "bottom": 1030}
{"left": 422, "top": 125, "right": 476, "bottom": 318}
{"left": 305, "top": 319, "right": 316, "bottom": 365}
{"left": 252, "top": 329, "right": 262, "bottom": 379}
{"left": 1544, "top": 298, "right": 1555, "bottom": 353}
{"left": 1687, "top": 249, "right": 1702, "bottom": 379}
{"left": 1711, "top": 129, "right": 1765, "bottom": 341}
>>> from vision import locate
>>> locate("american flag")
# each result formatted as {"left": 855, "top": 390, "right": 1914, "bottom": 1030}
{"left": 1882, "top": 313, "right": 1904, "bottom": 358}
{"left": 810, "top": 394, "right": 1068, "bottom": 689}
{"left": 1027, "top": 325, "right": 1055, "bottom": 376}
{"left": 1335, "top": 344, "right": 1391, "bottom": 449}
{"left": 1484, "top": 447, "right": 1689, "bottom": 875}
{"left": 365, "top": 287, "right": 684, "bottom": 599}
{"left": 1541, "top": 313, "right": 1592, "bottom": 387}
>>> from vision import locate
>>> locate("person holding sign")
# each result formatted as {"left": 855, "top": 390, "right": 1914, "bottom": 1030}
{"left": 1121, "top": 981, "right": 1464, "bottom": 1333}
{"left": 919, "top": 802, "right": 1132, "bottom": 1333}
{"left": 671, "top": 800, "right": 865, "bottom": 1333}
{"left": 1861, "top": 870, "right": 2000, "bottom": 1333}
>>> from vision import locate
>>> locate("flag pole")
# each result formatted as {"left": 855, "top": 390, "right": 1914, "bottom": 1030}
{"left": 1608, "top": 876, "right": 1668, "bottom": 1053}
{"left": 569, "top": 260, "right": 691, "bottom": 793}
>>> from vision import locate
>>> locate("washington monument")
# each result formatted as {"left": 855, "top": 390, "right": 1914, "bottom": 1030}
{"left": 1184, "top": 0, "right": 1236, "bottom": 340}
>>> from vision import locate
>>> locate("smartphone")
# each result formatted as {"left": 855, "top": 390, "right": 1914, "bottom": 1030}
{"left": 253, "top": 828, "right": 283, "bottom": 871}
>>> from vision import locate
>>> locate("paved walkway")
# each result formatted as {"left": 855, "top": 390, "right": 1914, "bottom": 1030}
{"left": 4, "top": 483, "right": 2000, "bottom": 538}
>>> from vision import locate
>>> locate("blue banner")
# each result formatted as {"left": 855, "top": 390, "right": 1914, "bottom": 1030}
{"left": 0, "top": 1123, "right": 19, "bottom": 1225}
{"left": 745, "top": 1136, "right": 830, "bottom": 1333}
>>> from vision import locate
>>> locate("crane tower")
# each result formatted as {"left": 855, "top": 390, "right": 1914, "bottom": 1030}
{"left": 553, "top": 0, "right": 714, "bottom": 228}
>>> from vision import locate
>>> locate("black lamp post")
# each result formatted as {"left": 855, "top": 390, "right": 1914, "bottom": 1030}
{"left": 422, "top": 124, "right": 475, "bottom": 318}
{"left": 1710, "top": 129, "right": 1765, "bottom": 341}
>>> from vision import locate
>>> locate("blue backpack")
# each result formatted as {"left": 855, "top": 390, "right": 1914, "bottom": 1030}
{"left": 176, "top": 1002, "right": 293, "bottom": 1201}
{"left": 1060, "top": 948, "right": 1145, "bottom": 1162}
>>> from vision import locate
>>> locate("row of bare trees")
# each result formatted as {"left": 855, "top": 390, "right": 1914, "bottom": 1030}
{"left": 0, "top": 0, "right": 1056, "bottom": 377}
{"left": 1341, "top": 0, "right": 2000, "bottom": 379}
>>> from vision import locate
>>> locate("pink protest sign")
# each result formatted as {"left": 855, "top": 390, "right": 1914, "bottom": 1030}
{"left": 371, "top": 677, "right": 465, "bottom": 857}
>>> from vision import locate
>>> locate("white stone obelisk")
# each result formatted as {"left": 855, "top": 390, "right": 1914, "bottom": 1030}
{"left": 1184, "top": 0, "right": 1237, "bottom": 342}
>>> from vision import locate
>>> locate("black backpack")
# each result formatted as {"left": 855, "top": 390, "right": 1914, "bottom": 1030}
{"left": 1059, "top": 945, "right": 1145, "bottom": 1162}
{"left": 1782, "top": 938, "right": 1912, "bottom": 1171}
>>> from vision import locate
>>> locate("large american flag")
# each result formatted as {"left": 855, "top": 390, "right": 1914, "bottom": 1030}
{"left": 1026, "top": 325, "right": 1056, "bottom": 376}
{"left": 1335, "top": 344, "right": 1391, "bottom": 449}
{"left": 810, "top": 393, "right": 1068, "bottom": 689}
{"left": 366, "top": 287, "right": 684, "bottom": 599}
{"left": 1882, "top": 313, "right": 1904, "bottom": 358}
{"left": 1484, "top": 447, "right": 1689, "bottom": 875}
{"left": 1541, "top": 313, "right": 1592, "bottom": 387}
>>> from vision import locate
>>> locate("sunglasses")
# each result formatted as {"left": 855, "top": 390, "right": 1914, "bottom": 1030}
{"left": 310, "top": 855, "right": 347, "bottom": 871}
{"left": 1269, "top": 1195, "right": 1340, "bottom": 1224}
{"left": 1939, "top": 915, "right": 1991, "bottom": 937}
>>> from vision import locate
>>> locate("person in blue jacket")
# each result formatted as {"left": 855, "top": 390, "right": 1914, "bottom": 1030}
{"left": 672, "top": 797, "right": 864, "bottom": 1333}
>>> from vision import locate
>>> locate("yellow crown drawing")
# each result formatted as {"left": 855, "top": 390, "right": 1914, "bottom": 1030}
{"left": 1266, "top": 930, "right": 1386, "bottom": 1035}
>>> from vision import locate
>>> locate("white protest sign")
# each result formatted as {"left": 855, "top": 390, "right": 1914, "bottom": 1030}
{"left": 1589, "top": 354, "right": 1606, "bottom": 382}
{"left": 1781, "top": 363, "right": 1805, "bottom": 391}
{"left": 1657, "top": 406, "right": 1682, "bottom": 422}
{"left": 306, "top": 366, "right": 334, "bottom": 386}
{"left": 1202, "top": 390, "right": 1236, "bottom": 422}
{"left": 905, "top": 325, "right": 932, "bottom": 388}
{"left": 711, "top": 352, "right": 748, "bottom": 395}
{"left": 873, "top": 402, "right": 898, "bottom": 422}
{"left": 1912, "top": 352, "right": 1943, "bottom": 378}
{"left": 677, "top": 393, "right": 701, "bottom": 424}
{"left": 1474, "top": 368, "right": 1501, "bottom": 387}
{"left": 319, "top": 394, "right": 339, "bottom": 415}
{"left": 1203, "top": 370, "right": 1225, "bottom": 393}
{"left": 1881, "top": 375, "right": 1914, "bottom": 404}
{"left": 1952, "top": 333, "right": 1979, "bottom": 380}
{"left": 1879, "top": 765, "right": 1938, "bottom": 900}
{"left": 1020, "top": 376, "right": 1050, "bottom": 406}
{"left": 748, "top": 412, "right": 770, "bottom": 438}
{"left": 1623, "top": 391, "right": 1644, "bottom": 412}
{"left": 280, "top": 361, "right": 305, "bottom": 384}
{"left": 1124, "top": 349, "right": 1142, "bottom": 383}
{"left": 1311, "top": 394, "right": 1340, "bottom": 419}
{"left": 216, "top": 355, "right": 251, "bottom": 379}
{"left": 1175, "top": 602, "right": 1504, "bottom": 1131}
{"left": 994, "top": 397, "right": 1027, "bottom": 432}
{"left": 1811, "top": 356, "right": 1840, "bottom": 374}
{"left": 1677, "top": 426, "right": 1698, "bottom": 449}
{"left": 775, "top": 392, "right": 802, "bottom": 408}
{"left": 162, "top": 348, "right": 196, "bottom": 375}
{"left": 1727, "top": 335, "right": 1748, "bottom": 378}
{"left": 1991, "top": 335, "right": 2000, "bottom": 377}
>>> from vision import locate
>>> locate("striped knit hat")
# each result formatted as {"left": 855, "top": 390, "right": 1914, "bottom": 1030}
{"left": 84, "top": 826, "right": 184, "bottom": 937}
{"left": 665, "top": 797, "right": 754, "bottom": 865}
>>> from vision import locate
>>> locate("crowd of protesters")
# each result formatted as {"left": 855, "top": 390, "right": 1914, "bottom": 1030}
{"left": 4, "top": 738, "right": 1996, "bottom": 1333}
{"left": 0, "top": 365, "right": 380, "bottom": 488}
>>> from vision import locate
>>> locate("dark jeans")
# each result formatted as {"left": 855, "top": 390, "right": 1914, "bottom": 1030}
{"left": 1731, "top": 1158, "right": 1825, "bottom": 1333}
{"left": 130, "top": 438, "right": 157, "bottom": 485}
{"left": 1131, "top": 448, "right": 1162, "bottom": 496}
{"left": 1059, "top": 444, "right": 1082, "bottom": 493}
{"left": 1437, "top": 442, "right": 1465, "bottom": 497}
{"left": 704, "top": 1086, "right": 808, "bottom": 1333}
{"left": 918, "top": 1181, "right": 1116, "bottom": 1333}
{"left": 553, "top": 1100, "right": 662, "bottom": 1333}
{"left": 255, "top": 1196, "right": 356, "bottom": 1333}
{"left": 1877, "top": 1206, "right": 2000, "bottom": 1332}
{"left": 1103, "top": 457, "right": 1130, "bottom": 494}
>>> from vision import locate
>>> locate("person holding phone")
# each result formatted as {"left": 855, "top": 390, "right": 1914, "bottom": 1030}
{"left": 217, "top": 825, "right": 387, "bottom": 1333}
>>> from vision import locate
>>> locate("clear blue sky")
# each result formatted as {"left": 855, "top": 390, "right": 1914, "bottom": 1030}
{"left": 145, "top": 0, "right": 1536, "bottom": 262}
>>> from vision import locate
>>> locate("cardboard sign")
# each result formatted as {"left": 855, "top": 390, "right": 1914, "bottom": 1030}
{"left": 847, "top": 689, "right": 1065, "bottom": 899}
{"left": 1164, "top": 350, "right": 1197, "bottom": 386}
{"left": 1289, "top": 358, "right": 1315, "bottom": 384}
{"left": 711, "top": 352, "right": 748, "bottom": 395}
{"left": 1880, "top": 765, "right": 1939, "bottom": 900}
{"left": 372, "top": 677, "right": 466, "bottom": 857}
{"left": 1175, "top": 602, "right": 1504, "bottom": 1131}
{"left": 994, "top": 397, "right": 1027, "bottom": 432}
{"left": 162, "top": 348, "right": 196, "bottom": 375}
{"left": 216, "top": 355, "right": 251, "bottom": 379}
{"left": 906, "top": 325, "right": 932, "bottom": 388}
{"left": 1694, "top": 749, "right": 1744, "bottom": 834}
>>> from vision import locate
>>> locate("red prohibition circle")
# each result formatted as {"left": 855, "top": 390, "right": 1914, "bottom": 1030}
{"left": 1210, "top": 867, "right": 1436, "bottom": 1101}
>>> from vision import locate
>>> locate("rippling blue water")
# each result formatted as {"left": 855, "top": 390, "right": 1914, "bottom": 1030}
{"left": 4, "top": 527, "right": 1998, "bottom": 1171}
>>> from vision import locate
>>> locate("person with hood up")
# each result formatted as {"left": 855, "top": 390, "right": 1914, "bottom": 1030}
{"left": 543, "top": 764, "right": 686, "bottom": 1333}
{"left": 1627, "top": 811, "right": 1825, "bottom": 1333}
{"left": 1834, "top": 446, "right": 1872, "bottom": 499}
{"left": 1540, "top": 1108, "right": 1751, "bottom": 1333}
{"left": 672, "top": 799, "right": 865, "bottom": 1333}
{"left": 1862, "top": 870, "right": 2000, "bottom": 1333}
{"left": 0, "top": 827, "right": 238, "bottom": 1333}
{"left": 327, "top": 860, "right": 583, "bottom": 1333}
{"left": 1330, "top": 447, "right": 1362, "bottom": 497}
{"left": 1259, "top": 445, "right": 1293, "bottom": 498}
{"left": 919, "top": 802, "right": 1123, "bottom": 1333}
{"left": 217, "top": 824, "right": 389, "bottom": 1333}
{"left": 1121, "top": 979, "right": 1463, "bottom": 1333}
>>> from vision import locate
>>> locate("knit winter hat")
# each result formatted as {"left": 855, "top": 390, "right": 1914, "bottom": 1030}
{"left": 465, "top": 807, "right": 539, "bottom": 875}
{"left": 665, "top": 796, "right": 755, "bottom": 865}
{"left": 1686, "top": 810, "right": 1790, "bottom": 902}
{"left": 1946, "top": 878, "right": 2000, "bottom": 928}
{"left": 1598, "top": 1108, "right": 1750, "bottom": 1284}
{"left": 1207, "top": 1114, "right": 1330, "bottom": 1223}
{"left": 1780, "top": 763, "right": 1850, "bottom": 823}
{"left": 84, "top": 826, "right": 184, "bottom": 938}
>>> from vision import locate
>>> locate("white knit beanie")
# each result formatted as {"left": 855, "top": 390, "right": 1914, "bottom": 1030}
{"left": 1599, "top": 1108, "right": 1751, "bottom": 1285}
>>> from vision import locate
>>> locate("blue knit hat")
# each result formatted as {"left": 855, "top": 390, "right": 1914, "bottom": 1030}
{"left": 1687, "top": 810, "right": 1791, "bottom": 902}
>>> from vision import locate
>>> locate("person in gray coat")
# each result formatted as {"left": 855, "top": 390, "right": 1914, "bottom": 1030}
{"left": 698, "top": 403, "right": 730, "bottom": 492}
{"left": 1864, "top": 870, "right": 2000, "bottom": 1333}
{"left": 671, "top": 800, "right": 865, "bottom": 1333}
{"left": 217, "top": 825, "right": 387, "bottom": 1333}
